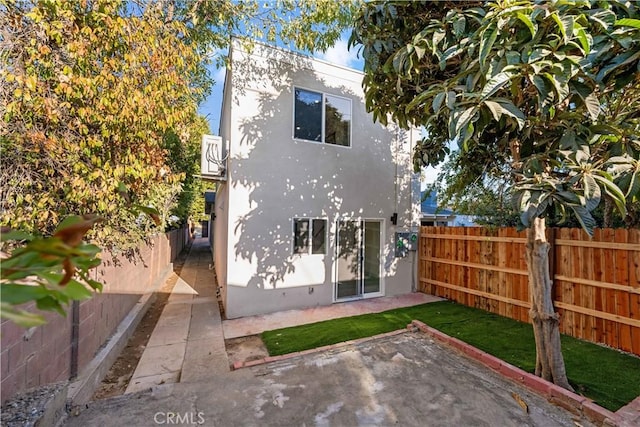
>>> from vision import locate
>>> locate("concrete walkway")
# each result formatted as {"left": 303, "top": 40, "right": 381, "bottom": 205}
{"left": 125, "top": 238, "right": 229, "bottom": 393}
{"left": 223, "top": 291, "right": 443, "bottom": 339}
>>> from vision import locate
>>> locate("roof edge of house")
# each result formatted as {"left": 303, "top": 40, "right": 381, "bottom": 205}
{"left": 229, "top": 35, "right": 364, "bottom": 77}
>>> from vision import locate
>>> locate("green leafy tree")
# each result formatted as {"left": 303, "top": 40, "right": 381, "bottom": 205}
{"left": 429, "top": 148, "right": 631, "bottom": 228}
{"left": 352, "top": 0, "right": 640, "bottom": 389}
{"left": 1, "top": 0, "right": 357, "bottom": 325}
{"left": 1, "top": 0, "right": 205, "bottom": 250}
{"left": 164, "top": 116, "right": 212, "bottom": 225}
{"left": 427, "top": 150, "right": 521, "bottom": 227}
{"left": 1, "top": 0, "right": 358, "bottom": 248}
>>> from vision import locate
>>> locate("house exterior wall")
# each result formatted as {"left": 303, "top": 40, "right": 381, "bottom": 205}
{"left": 213, "top": 68, "right": 233, "bottom": 311}
{"left": 218, "top": 40, "right": 420, "bottom": 319}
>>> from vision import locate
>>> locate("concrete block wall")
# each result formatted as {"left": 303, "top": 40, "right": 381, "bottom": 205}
{"left": 1, "top": 228, "right": 188, "bottom": 404}
{"left": 1, "top": 306, "right": 73, "bottom": 401}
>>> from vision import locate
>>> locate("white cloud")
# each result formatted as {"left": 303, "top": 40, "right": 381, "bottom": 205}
{"left": 317, "top": 38, "right": 361, "bottom": 69}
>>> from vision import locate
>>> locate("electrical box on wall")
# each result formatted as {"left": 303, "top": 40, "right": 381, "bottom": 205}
{"left": 395, "top": 232, "right": 418, "bottom": 257}
{"left": 201, "top": 134, "right": 227, "bottom": 180}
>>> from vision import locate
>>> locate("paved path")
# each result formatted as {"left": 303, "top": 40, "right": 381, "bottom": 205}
{"left": 223, "top": 292, "right": 442, "bottom": 339}
{"left": 124, "top": 238, "right": 441, "bottom": 393}
{"left": 125, "top": 238, "right": 229, "bottom": 393}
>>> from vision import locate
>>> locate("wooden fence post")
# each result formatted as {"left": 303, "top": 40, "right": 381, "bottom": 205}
{"left": 548, "top": 227, "right": 556, "bottom": 285}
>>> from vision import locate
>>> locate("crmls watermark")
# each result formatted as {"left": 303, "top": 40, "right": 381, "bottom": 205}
{"left": 153, "top": 411, "right": 206, "bottom": 425}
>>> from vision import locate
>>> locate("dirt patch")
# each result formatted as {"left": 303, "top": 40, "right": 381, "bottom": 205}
{"left": 225, "top": 335, "right": 269, "bottom": 365}
{"left": 91, "top": 244, "right": 190, "bottom": 400}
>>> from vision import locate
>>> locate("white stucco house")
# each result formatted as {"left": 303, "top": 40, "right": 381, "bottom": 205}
{"left": 206, "top": 39, "right": 421, "bottom": 319}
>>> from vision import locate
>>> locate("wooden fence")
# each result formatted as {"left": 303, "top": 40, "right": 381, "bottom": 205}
{"left": 418, "top": 226, "right": 640, "bottom": 356}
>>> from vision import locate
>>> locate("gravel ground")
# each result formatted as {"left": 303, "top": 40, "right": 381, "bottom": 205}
{"left": 1, "top": 382, "right": 67, "bottom": 427}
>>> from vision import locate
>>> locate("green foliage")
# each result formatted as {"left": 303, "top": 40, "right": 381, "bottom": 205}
{"left": 1, "top": 0, "right": 205, "bottom": 250}
{"left": 0, "top": 0, "right": 356, "bottom": 325}
{"left": 1, "top": 215, "right": 102, "bottom": 327}
{"left": 163, "top": 116, "right": 213, "bottom": 225}
{"left": 186, "top": 0, "right": 360, "bottom": 58}
{"left": 430, "top": 149, "right": 630, "bottom": 228}
{"left": 427, "top": 151, "right": 521, "bottom": 227}
{"left": 166, "top": 0, "right": 360, "bottom": 79}
{"left": 1, "top": 0, "right": 357, "bottom": 250}
{"left": 351, "top": 0, "right": 640, "bottom": 235}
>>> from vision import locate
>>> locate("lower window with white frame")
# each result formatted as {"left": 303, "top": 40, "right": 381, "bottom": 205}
{"left": 293, "top": 218, "right": 327, "bottom": 255}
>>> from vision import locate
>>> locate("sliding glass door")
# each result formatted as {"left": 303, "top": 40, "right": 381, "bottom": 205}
{"left": 335, "top": 220, "right": 381, "bottom": 300}
{"left": 363, "top": 221, "right": 381, "bottom": 294}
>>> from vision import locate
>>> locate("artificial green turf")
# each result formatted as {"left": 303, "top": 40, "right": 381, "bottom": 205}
{"left": 260, "top": 300, "right": 640, "bottom": 412}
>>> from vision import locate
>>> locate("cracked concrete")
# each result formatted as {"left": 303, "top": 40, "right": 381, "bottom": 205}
{"left": 65, "top": 332, "right": 596, "bottom": 427}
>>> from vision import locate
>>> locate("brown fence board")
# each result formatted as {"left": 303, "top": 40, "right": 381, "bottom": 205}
{"left": 597, "top": 228, "right": 611, "bottom": 346}
{"left": 419, "top": 226, "right": 640, "bottom": 356}
{"left": 456, "top": 227, "right": 464, "bottom": 305}
{"left": 585, "top": 230, "right": 596, "bottom": 343}
{"left": 557, "top": 228, "right": 574, "bottom": 337}
{"left": 500, "top": 228, "right": 510, "bottom": 319}
{"left": 467, "top": 228, "right": 479, "bottom": 309}
{"left": 604, "top": 228, "right": 619, "bottom": 348}
{"left": 436, "top": 227, "right": 444, "bottom": 298}
{"left": 479, "top": 228, "right": 491, "bottom": 311}
{"left": 517, "top": 228, "right": 529, "bottom": 322}
{"left": 571, "top": 228, "right": 585, "bottom": 341}
{"left": 616, "top": 228, "right": 632, "bottom": 352}
{"left": 592, "top": 228, "right": 605, "bottom": 344}
{"left": 630, "top": 229, "right": 640, "bottom": 355}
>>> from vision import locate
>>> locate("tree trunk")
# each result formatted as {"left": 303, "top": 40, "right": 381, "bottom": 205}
{"left": 603, "top": 195, "right": 613, "bottom": 228}
{"left": 525, "top": 217, "right": 574, "bottom": 391}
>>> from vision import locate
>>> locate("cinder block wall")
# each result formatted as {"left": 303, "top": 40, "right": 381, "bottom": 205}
{"left": 0, "top": 228, "right": 189, "bottom": 403}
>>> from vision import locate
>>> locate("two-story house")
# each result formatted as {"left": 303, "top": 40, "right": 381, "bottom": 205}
{"left": 208, "top": 39, "right": 421, "bottom": 319}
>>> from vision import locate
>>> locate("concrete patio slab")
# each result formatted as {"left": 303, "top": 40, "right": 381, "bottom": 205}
{"left": 167, "top": 277, "right": 199, "bottom": 301}
{"left": 141, "top": 301, "right": 192, "bottom": 349}
{"left": 185, "top": 302, "right": 220, "bottom": 342}
{"left": 222, "top": 292, "right": 444, "bottom": 339}
{"left": 121, "top": 238, "right": 225, "bottom": 393}
{"left": 145, "top": 321, "right": 190, "bottom": 347}
{"left": 128, "top": 239, "right": 444, "bottom": 394}
{"left": 151, "top": 302, "right": 192, "bottom": 326}
{"left": 181, "top": 338, "right": 227, "bottom": 383}
{"left": 66, "top": 332, "right": 597, "bottom": 427}
{"left": 180, "top": 300, "right": 229, "bottom": 382}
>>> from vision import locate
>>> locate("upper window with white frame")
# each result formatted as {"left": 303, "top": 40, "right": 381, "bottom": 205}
{"left": 293, "top": 218, "right": 327, "bottom": 255}
{"left": 294, "top": 88, "right": 351, "bottom": 147}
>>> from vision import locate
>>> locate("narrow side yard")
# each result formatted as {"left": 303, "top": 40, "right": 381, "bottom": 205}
{"left": 92, "top": 245, "right": 190, "bottom": 399}
{"left": 261, "top": 300, "right": 640, "bottom": 412}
